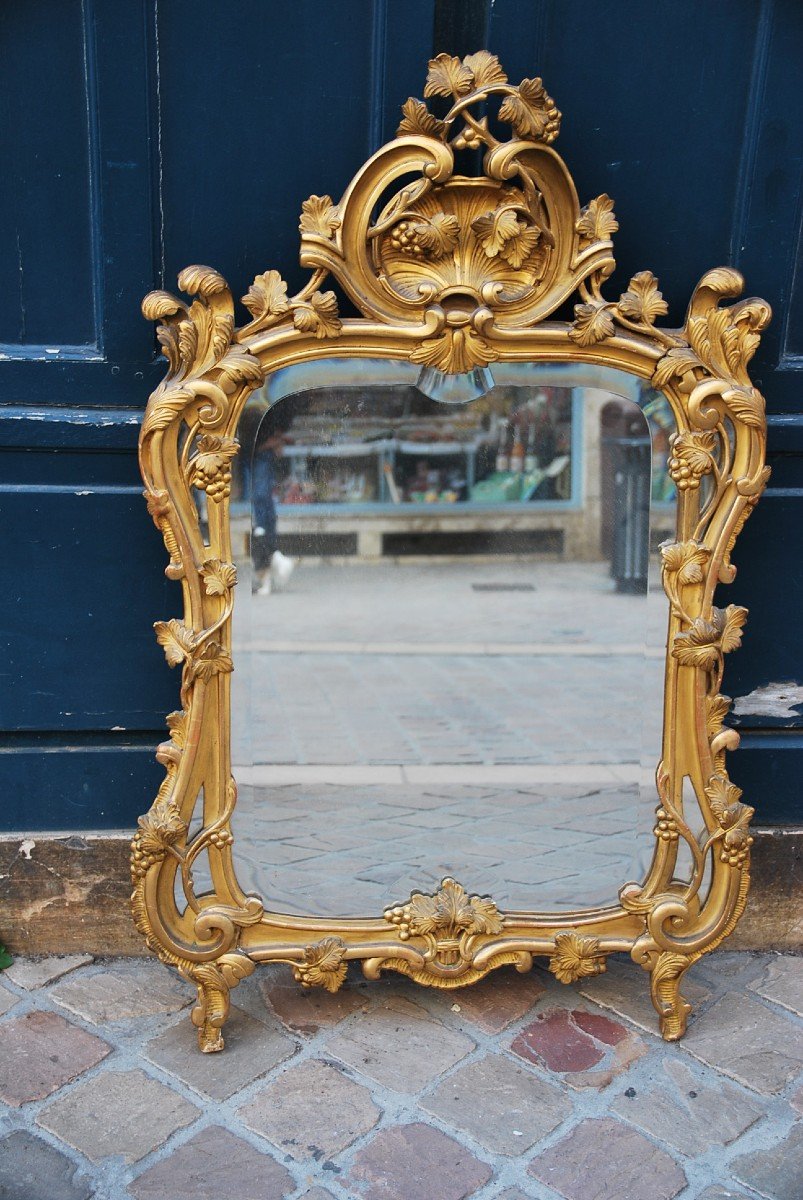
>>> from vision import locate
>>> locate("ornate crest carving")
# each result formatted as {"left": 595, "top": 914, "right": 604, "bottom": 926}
{"left": 134, "top": 51, "right": 769, "bottom": 1050}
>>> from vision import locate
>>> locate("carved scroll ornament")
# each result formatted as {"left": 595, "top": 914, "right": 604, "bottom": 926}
{"left": 135, "top": 51, "right": 769, "bottom": 1050}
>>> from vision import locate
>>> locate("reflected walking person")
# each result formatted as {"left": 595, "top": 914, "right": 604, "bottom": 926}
{"left": 252, "top": 412, "right": 295, "bottom": 595}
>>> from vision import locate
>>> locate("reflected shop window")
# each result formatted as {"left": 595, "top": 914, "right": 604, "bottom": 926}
{"left": 221, "top": 360, "right": 677, "bottom": 918}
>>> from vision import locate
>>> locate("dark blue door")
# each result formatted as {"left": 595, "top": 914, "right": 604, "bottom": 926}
{"left": 2, "top": 0, "right": 801, "bottom": 829}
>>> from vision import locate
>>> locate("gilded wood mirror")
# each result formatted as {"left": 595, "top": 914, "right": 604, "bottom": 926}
{"left": 134, "top": 53, "right": 770, "bottom": 1052}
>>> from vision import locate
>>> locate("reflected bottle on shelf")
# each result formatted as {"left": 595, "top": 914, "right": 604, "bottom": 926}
{"left": 495, "top": 418, "right": 510, "bottom": 472}
{"left": 524, "top": 422, "right": 537, "bottom": 473}
{"left": 510, "top": 419, "right": 525, "bottom": 474}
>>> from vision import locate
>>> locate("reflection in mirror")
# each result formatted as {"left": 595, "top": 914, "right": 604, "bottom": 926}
{"left": 227, "top": 360, "right": 677, "bottom": 917}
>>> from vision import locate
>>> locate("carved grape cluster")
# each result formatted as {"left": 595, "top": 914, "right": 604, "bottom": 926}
{"left": 207, "top": 828, "right": 234, "bottom": 850}
{"left": 130, "top": 833, "right": 163, "bottom": 880}
{"left": 190, "top": 435, "right": 238, "bottom": 502}
{"left": 193, "top": 461, "right": 232, "bottom": 501}
{"left": 654, "top": 807, "right": 679, "bottom": 843}
{"left": 667, "top": 431, "right": 717, "bottom": 492}
{"left": 388, "top": 221, "right": 425, "bottom": 257}
{"left": 384, "top": 904, "right": 413, "bottom": 939}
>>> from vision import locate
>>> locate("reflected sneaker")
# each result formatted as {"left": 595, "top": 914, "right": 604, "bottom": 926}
{"left": 256, "top": 572, "right": 272, "bottom": 596}
{"left": 270, "top": 550, "right": 295, "bottom": 590}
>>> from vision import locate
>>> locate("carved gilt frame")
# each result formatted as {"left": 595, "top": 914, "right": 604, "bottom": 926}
{"left": 134, "top": 53, "right": 770, "bottom": 1051}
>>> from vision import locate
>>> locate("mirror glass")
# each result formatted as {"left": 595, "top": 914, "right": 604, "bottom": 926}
{"left": 224, "top": 359, "right": 677, "bottom": 916}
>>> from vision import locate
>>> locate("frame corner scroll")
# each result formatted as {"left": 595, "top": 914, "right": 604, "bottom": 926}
{"left": 133, "top": 50, "right": 770, "bottom": 1050}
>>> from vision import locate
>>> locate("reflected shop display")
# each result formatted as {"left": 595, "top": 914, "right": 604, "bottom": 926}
{"left": 227, "top": 362, "right": 678, "bottom": 917}
{"left": 135, "top": 51, "right": 769, "bottom": 1051}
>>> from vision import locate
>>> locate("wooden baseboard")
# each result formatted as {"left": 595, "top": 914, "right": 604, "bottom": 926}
{"left": 1, "top": 828, "right": 800, "bottom": 957}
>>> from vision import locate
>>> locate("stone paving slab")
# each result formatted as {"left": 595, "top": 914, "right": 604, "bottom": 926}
{"left": 37, "top": 1068, "right": 199, "bottom": 1164}
{"left": 0, "top": 979, "right": 18, "bottom": 1017}
{"left": 0, "top": 952, "right": 801, "bottom": 1198}
{"left": 0, "top": 1129, "right": 94, "bottom": 1200}
{"left": 128, "top": 1125, "right": 296, "bottom": 1200}
{"left": 0, "top": 1011, "right": 110, "bottom": 1107}
{"left": 3, "top": 955, "right": 93, "bottom": 991}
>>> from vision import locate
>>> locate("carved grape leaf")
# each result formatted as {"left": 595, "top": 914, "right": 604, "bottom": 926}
{"left": 293, "top": 290, "right": 342, "bottom": 339}
{"left": 617, "top": 271, "right": 668, "bottom": 324}
{"left": 502, "top": 224, "right": 541, "bottom": 269}
{"left": 705, "top": 775, "right": 754, "bottom": 862}
{"left": 468, "top": 895, "right": 504, "bottom": 935}
{"left": 550, "top": 932, "right": 606, "bottom": 984}
{"left": 498, "top": 77, "right": 558, "bottom": 141}
{"left": 299, "top": 195, "right": 340, "bottom": 239}
{"left": 472, "top": 207, "right": 521, "bottom": 258}
{"left": 670, "top": 431, "right": 718, "bottom": 477}
{"left": 576, "top": 194, "right": 618, "bottom": 241}
{"left": 424, "top": 53, "right": 474, "bottom": 99}
{"left": 297, "top": 936, "right": 348, "bottom": 992}
{"left": 717, "top": 604, "right": 748, "bottom": 654}
{"left": 462, "top": 51, "right": 507, "bottom": 89}
{"left": 154, "top": 619, "right": 197, "bottom": 668}
{"left": 200, "top": 559, "right": 237, "bottom": 596}
{"left": 406, "top": 891, "right": 441, "bottom": 936}
{"left": 652, "top": 347, "right": 702, "bottom": 390}
{"left": 411, "top": 212, "right": 460, "bottom": 257}
{"left": 191, "top": 641, "right": 234, "bottom": 683}
{"left": 569, "top": 302, "right": 615, "bottom": 347}
{"left": 672, "top": 618, "right": 722, "bottom": 671}
{"left": 397, "top": 97, "right": 447, "bottom": 139}
{"left": 242, "top": 270, "right": 290, "bottom": 320}
{"left": 660, "top": 540, "right": 710, "bottom": 586}
{"left": 472, "top": 208, "right": 518, "bottom": 258}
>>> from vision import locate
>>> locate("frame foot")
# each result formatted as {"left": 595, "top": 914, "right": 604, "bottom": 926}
{"left": 649, "top": 951, "right": 693, "bottom": 1041}
{"left": 188, "top": 967, "right": 231, "bottom": 1054}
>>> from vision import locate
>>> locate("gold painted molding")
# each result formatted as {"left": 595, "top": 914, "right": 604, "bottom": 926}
{"left": 134, "top": 52, "right": 770, "bottom": 1051}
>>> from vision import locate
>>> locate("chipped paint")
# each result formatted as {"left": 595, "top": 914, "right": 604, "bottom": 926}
{"left": 19, "top": 839, "right": 35, "bottom": 860}
{"left": 733, "top": 682, "right": 803, "bottom": 720}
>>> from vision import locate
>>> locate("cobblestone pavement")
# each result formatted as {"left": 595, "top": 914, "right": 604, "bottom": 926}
{"left": 1, "top": 952, "right": 801, "bottom": 1199}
